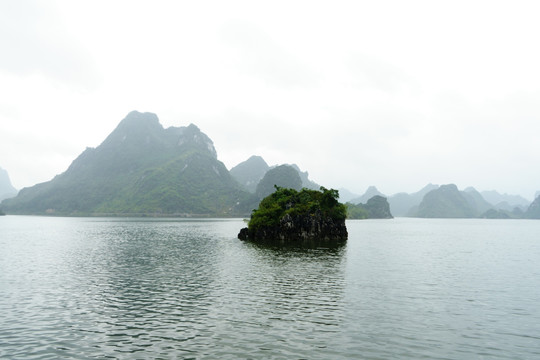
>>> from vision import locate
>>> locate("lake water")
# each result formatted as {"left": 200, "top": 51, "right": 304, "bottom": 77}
{"left": 1, "top": 216, "right": 540, "bottom": 359}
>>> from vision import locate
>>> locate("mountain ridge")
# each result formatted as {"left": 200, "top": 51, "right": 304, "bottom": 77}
{"left": 2, "top": 111, "right": 248, "bottom": 215}
{"left": 350, "top": 186, "right": 385, "bottom": 204}
{"left": 1, "top": 111, "right": 537, "bottom": 218}
{"left": 415, "top": 184, "right": 477, "bottom": 218}
{"left": 229, "top": 155, "right": 269, "bottom": 193}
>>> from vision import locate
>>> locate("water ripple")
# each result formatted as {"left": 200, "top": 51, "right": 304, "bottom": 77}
{"left": 1, "top": 217, "right": 540, "bottom": 358}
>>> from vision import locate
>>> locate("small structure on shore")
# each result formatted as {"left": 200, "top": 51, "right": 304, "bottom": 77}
{"left": 238, "top": 186, "right": 348, "bottom": 244}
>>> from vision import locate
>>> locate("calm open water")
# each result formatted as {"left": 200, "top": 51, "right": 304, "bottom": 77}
{"left": 1, "top": 216, "right": 539, "bottom": 359}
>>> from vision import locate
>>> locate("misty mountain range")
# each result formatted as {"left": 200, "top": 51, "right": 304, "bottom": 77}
{"left": 229, "top": 156, "right": 320, "bottom": 194}
{"left": 1, "top": 111, "right": 539, "bottom": 218}
{"left": 345, "top": 184, "right": 534, "bottom": 218}
{"left": 228, "top": 158, "right": 535, "bottom": 218}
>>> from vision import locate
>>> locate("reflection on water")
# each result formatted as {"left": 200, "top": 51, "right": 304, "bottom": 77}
{"left": 80, "top": 221, "right": 223, "bottom": 358}
{"left": 208, "top": 240, "right": 347, "bottom": 358}
{"left": 0, "top": 217, "right": 347, "bottom": 359}
{"left": 1, "top": 217, "right": 540, "bottom": 359}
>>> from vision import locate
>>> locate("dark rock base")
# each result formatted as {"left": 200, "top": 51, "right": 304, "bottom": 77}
{"left": 238, "top": 212, "right": 348, "bottom": 244}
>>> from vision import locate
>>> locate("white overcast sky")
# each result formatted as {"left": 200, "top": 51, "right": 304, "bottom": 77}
{"left": 1, "top": 0, "right": 539, "bottom": 199}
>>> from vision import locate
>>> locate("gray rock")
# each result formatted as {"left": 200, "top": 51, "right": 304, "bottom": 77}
{"left": 238, "top": 209, "right": 347, "bottom": 244}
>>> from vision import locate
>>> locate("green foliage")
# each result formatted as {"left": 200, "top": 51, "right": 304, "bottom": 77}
{"left": 346, "top": 196, "right": 393, "bottom": 219}
{"left": 2, "top": 112, "right": 251, "bottom": 216}
{"left": 364, "top": 195, "right": 393, "bottom": 218}
{"left": 346, "top": 203, "right": 369, "bottom": 219}
{"left": 248, "top": 186, "right": 347, "bottom": 231}
{"left": 92, "top": 152, "right": 250, "bottom": 215}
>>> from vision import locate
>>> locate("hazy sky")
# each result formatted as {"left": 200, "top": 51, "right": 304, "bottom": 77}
{"left": 1, "top": 0, "right": 539, "bottom": 199}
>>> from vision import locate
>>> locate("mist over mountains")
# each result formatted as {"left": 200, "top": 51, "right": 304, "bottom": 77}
{"left": 2, "top": 111, "right": 248, "bottom": 215}
{"left": 346, "top": 184, "right": 537, "bottom": 219}
{"left": 230, "top": 158, "right": 320, "bottom": 194}
{"left": 1, "top": 111, "right": 329, "bottom": 216}
{"left": 1, "top": 110, "right": 539, "bottom": 218}
{"left": 349, "top": 186, "right": 386, "bottom": 205}
{"left": 388, "top": 184, "right": 440, "bottom": 216}
{"left": 229, "top": 155, "right": 269, "bottom": 193}
{"left": 0, "top": 167, "right": 17, "bottom": 202}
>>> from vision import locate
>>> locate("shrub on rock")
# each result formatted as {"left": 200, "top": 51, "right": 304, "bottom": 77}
{"left": 238, "top": 186, "right": 348, "bottom": 243}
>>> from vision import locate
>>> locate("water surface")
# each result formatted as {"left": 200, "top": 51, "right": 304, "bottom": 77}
{"left": 1, "top": 216, "right": 539, "bottom": 359}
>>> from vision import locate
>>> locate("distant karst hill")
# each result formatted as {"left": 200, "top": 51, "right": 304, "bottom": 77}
{"left": 462, "top": 187, "right": 494, "bottom": 215}
{"left": 1, "top": 111, "right": 250, "bottom": 216}
{"left": 255, "top": 165, "right": 303, "bottom": 200}
{"left": 388, "top": 184, "right": 439, "bottom": 216}
{"left": 480, "top": 190, "right": 530, "bottom": 211}
{"left": 386, "top": 184, "right": 533, "bottom": 218}
{"left": 230, "top": 156, "right": 320, "bottom": 194}
{"left": 415, "top": 184, "right": 477, "bottom": 218}
{"left": 229, "top": 155, "right": 269, "bottom": 193}
{"left": 0, "top": 167, "right": 17, "bottom": 201}
{"left": 525, "top": 195, "right": 540, "bottom": 219}
{"left": 350, "top": 186, "right": 385, "bottom": 205}
{"left": 412, "top": 184, "right": 536, "bottom": 219}
{"left": 347, "top": 195, "right": 393, "bottom": 219}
